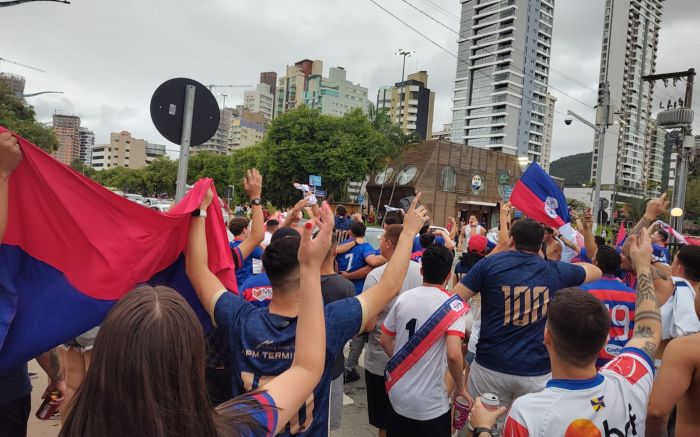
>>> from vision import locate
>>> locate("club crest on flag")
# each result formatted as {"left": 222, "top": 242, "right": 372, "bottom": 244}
{"left": 544, "top": 196, "right": 559, "bottom": 219}
{"left": 450, "top": 300, "right": 465, "bottom": 312}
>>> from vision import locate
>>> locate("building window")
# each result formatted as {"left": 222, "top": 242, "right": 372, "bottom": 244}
{"left": 441, "top": 167, "right": 456, "bottom": 192}
{"left": 375, "top": 168, "right": 395, "bottom": 185}
{"left": 397, "top": 166, "right": 418, "bottom": 185}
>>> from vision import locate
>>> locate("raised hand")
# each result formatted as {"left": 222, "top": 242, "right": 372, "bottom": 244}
{"left": 243, "top": 169, "right": 262, "bottom": 199}
{"left": 628, "top": 227, "right": 653, "bottom": 270}
{"left": 583, "top": 209, "right": 593, "bottom": 231}
{"left": 645, "top": 193, "right": 669, "bottom": 219}
{"left": 500, "top": 201, "right": 512, "bottom": 217}
{"left": 0, "top": 132, "right": 21, "bottom": 176}
{"left": 402, "top": 193, "right": 429, "bottom": 236}
{"left": 199, "top": 188, "right": 214, "bottom": 210}
{"left": 298, "top": 202, "right": 334, "bottom": 268}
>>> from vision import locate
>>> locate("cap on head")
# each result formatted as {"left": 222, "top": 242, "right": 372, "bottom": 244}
{"left": 468, "top": 235, "right": 488, "bottom": 255}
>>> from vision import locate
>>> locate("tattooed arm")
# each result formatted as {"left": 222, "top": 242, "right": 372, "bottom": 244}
{"left": 624, "top": 228, "right": 661, "bottom": 359}
{"left": 630, "top": 193, "right": 669, "bottom": 236}
{"left": 36, "top": 348, "right": 67, "bottom": 405}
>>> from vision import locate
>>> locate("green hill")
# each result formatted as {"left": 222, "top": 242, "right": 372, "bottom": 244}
{"left": 549, "top": 152, "right": 592, "bottom": 186}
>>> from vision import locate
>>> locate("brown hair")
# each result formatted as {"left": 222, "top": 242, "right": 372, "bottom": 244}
{"left": 229, "top": 217, "right": 250, "bottom": 236}
{"left": 547, "top": 288, "right": 610, "bottom": 368}
{"left": 59, "top": 286, "right": 267, "bottom": 437}
{"left": 383, "top": 224, "right": 403, "bottom": 246}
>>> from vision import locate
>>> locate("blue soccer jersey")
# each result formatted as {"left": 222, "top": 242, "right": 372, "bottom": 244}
{"left": 239, "top": 273, "right": 272, "bottom": 307}
{"left": 214, "top": 291, "right": 365, "bottom": 436}
{"left": 230, "top": 240, "right": 264, "bottom": 287}
{"left": 652, "top": 244, "right": 670, "bottom": 264}
{"left": 461, "top": 251, "right": 586, "bottom": 376}
{"left": 336, "top": 240, "right": 376, "bottom": 294}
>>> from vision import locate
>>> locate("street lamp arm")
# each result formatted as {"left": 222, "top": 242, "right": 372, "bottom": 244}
{"left": 22, "top": 91, "right": 64, "bottom": 98}
{"left": 0, "top": 0, "right": 69, "bottom": 7}
{"left": 566, "top": 110, "right": 602, "bottom": 133}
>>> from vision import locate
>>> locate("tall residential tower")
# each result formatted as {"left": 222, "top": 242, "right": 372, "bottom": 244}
{"left": 592, "top": 0, "right": 663, "bottom": 196}
{"left": 451, "top": 0, "right": 555, "bottom": 164}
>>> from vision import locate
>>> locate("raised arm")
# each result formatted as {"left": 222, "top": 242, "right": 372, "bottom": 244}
{"left": 582, "top": 209, "right": 598, "bottom": 261}
{"left": 186, "top": 189, "right": 225, "bottom": 314}
{"left": 489, "top": 201, "right": 512, "bottom": 256}
{"left": 624, "top": 228, "right": 661, "bottom": 360}
{"left": 256, "top": 203, "right": 333, "bottom": 434}
{"left": 235, "top": 170, "right": 265, "bottom": 260}
{"left": 0, "top": 132, "right": 22, "bottom": 242}
{"left": 447, "top": 217, "right": 459, "bottom": 241}
{"left": 434, "top": 229, "right": 455, "bottom": 251}
{"left": 357, "top": 195, "right": 428, "bottom": 329}
{"left": 630, "top": 193, "right": 669, "bottom": 235}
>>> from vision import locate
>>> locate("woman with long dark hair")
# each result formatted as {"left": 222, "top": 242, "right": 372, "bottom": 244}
{"left": 59, "top": 199, "right": 335, "bottom": 437}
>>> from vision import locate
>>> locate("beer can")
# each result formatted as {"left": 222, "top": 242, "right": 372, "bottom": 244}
{"left": 36, "top": 390, "right": 62, "bottom": 420}
{"left": 452, "top": 396, "right": 471, "bottom": 430}
{"left": 481, "top": 392, "right": 500, "bottom": 411}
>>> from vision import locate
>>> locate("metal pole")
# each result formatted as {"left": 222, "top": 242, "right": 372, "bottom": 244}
{"left": 175, "top": 84, "right": 196, "bottom": 201}
{"left": 592, "top": 82, "right": 610, "bottom": 233}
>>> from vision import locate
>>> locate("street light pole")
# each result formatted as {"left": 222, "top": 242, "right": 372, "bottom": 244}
{"left": 395, "top": 49, "right": 414, "bottom": 131}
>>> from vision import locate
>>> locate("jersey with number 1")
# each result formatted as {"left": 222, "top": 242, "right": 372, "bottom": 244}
{"left": 336, "top": 240, "right": 375, "bottom": 294}
{"left": 504, "top": 348, "right": 654, "bottom": 437}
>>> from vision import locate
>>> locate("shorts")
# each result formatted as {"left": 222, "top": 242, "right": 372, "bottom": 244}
{"left": 62, "top": 326, "right": 100, "bottom": 352}
{"left": 365, "top": 370, "right": 390, "bottom": 430}
{"left": 386, "top": 404, "right": 451, "bottom": 437}
{"left": 467, "top": 360, "right": 550, "bottom": 432}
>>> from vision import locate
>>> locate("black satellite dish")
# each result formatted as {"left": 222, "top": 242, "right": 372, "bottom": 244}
{"left": 149, "top": 78, "right": 220, "bottom": 146}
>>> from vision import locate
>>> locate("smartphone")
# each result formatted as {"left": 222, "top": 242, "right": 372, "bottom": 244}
{"left": 400, "top": 195, "right": 420, "bottom": 212}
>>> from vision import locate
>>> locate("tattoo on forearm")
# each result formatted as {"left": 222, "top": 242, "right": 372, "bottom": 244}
{"left": 634, "top": 271, "right": 660, "bottom": 357}
{"left": 640, "top": 340, "right": 657, "bottom": 358}
{"left": 631, "top": 216, "right": 653, "bottom": 235}
{"left": 651, "top": 267, "right": 669, "bottom": 281}
{"left": 635, "top": 272, "right": 657, "bottom": 304}
{"left": 49, "top": 349, "right": 63, "bottom": 381}
{"left": 634, "top": 311, "right": 662, "bottom": 323}
{"left": 633, "top": 324, "right": 656, "bottom": 338}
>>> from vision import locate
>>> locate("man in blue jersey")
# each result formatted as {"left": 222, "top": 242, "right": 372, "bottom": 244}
{"left": 452, "top": 218, "right": 601, "bottom": 432}
{"left": 336, "top": 220, "right": 386, "bottom": 383}
{"left": 229, "top": 216, "right": 264, "bottom": 287}
{"left": 187, "top": 178, "right": 429, "bottom": 436}
{"left": 651, "top": 227, "right": 670, "bottom": 264}
{"left": 580, "top": 245, "right": 637, "bottom": 367}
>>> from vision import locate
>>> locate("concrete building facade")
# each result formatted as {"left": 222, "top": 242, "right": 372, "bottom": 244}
{"left": 0, "top": 72, "right": 26, "bottom": 99}
{"left": 260, "top": 71, "right": 277, "bottom": 117}
{"left": 244, "top": 83, "right": 274, "bottom": 122}
{"left": 230, "top": 109, "right": 267, "bottom": 151}
{"left": 450, "top": 0, "right": 555, "bottom": 164}
{"left": 192, "top": 108, "right": 235, "bottom": 155}
{"left": 91, "top": 131, "right": 148, "bottom": 170}
{"left": 542, "top": 93, "right": 557, "bottom": 172}
{"left": 146, "top": 143, "right": 167, "bottom": 164}
{"left": 591, "top": 0, "right": 663, "bottom": 196}
{"left": 304, "top": 66, "right": 369, "bottom": 116}
{"left": 378, "top": 71, "right": 436, "bottom": 140}
{"left": 78, "top": 127, "right": 95, "bottom": 165}
{"left": 276, "top": 59, "right": 323, "bottom": 116}
{"left": 52, "top": 114, "right": 81, "bottom": 165}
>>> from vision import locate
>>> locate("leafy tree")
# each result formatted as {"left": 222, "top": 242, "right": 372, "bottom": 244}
{"left": 93, "top": 167, "right": 146, "bottom": 194}
{"left": 257, "top": 107, "right": 391, "bottom": 206}
{"left": 383, "top": 127, "right": 422, "bottom": 210}
{"left": 230, "top": 145, "right": 263, "bottom": 204}
{"left": 685, "top": 175, "right": 700, "bottom": 223}
{"left": 187, "top": 152, "right": 233, "bottom": 196}
{"left": 0, "top": 84, "right": 59, "bottom": 152}
{"left": 70, "top": 159, "right": 96, "bottom": 178}
{"left": 144, "top": 157, "right": 178, "bottom": 197}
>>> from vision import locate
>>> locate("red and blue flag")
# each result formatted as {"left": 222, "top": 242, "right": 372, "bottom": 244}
{"left": 0, "top": 127, "right": 236, "bottom": 370}
{"left": 510, "top": 162, "right": 570, "bottom": 228}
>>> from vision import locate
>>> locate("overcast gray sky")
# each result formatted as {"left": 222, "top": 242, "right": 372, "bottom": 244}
{"left": 3, "top": 0, "right": 699, "bottom": 160}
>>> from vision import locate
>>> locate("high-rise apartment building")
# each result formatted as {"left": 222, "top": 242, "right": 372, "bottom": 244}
{"left": 229, "top": 109, "right": 266, "bottom": 151}
{"left": 91, "top": 131, "right": 148, "bottom": 170}
{"left": 146, "top": 143, "right": 167, "bottom": 164}
{"left": 52, "top": 114, "right": 81, "bottom": 165}
{"left": 304, "top": 66, "right": 369, "bottom": 116}
{"left": 260, "top": 72, "right": 277, "bottom": 117}
{"left": 450, "top": 0, "right": 554, "bottom": 164}
{"left": 377, "top": 71, "right": 436, "bottom": 140}
{"left": 78, "top": 127, "right": 95, "bottom": 165}
{"left": 644, "top": 119, "right": 670, "bottom": 195}
{"left": 542, "top": 93, "right": 557, "bottom": 172}
{"left": 0, "top": 72, "right": 26, "bottom": 99}
{"left": 276, "top": 59, "right": 323, "bottom": 116}
{"left": 592, "top": 0, "right": 663, "bottom": 196}
{"left": 244, "top": 83, "right": 274, "bottom": 122}
{"left": 192, "top": 108, "right": 235, "bottom": 155}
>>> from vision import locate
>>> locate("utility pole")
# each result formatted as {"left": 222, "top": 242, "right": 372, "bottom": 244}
{"left": 593, "top": 81, "right": 612, "bottom": 232}
{"left": 642, "top": 68, "right": 696, "bottom": 234}
{"left": 395, "top": 49, "right": 414, "bottom": 131}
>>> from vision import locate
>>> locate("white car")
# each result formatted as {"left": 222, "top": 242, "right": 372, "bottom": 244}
{"left": 124, "top": 193, "right": 145, "bottom": 204}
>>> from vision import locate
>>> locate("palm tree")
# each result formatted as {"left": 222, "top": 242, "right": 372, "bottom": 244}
{"left": 384, "top": 127, "right": 422, "bottom": 218}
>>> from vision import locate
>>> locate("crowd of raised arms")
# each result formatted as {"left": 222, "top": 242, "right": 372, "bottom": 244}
{"left": 2, "top": 130, "right": 700, "bottom": 437}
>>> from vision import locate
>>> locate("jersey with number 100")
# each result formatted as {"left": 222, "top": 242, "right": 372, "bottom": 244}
{"left": 460, "top": 251, "right": 586, "bottom": 376}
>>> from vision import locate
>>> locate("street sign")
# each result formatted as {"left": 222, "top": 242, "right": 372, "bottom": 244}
{"left": 150, "top": 78, "right": 220, "bottom": 146}
{"left": 314, "top": 188, "right": 327, "bottom": 197}
{"left": 309, "top": 175, "right": 322, "bottom": 187}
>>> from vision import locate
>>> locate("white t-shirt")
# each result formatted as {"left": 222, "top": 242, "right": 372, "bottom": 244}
{"left": 382, "top": 286, "right": 467, "bottom": 421}
{"left": 364, "top": 261, "right": 423, "bottom": 376}
{"left": 504, "top": 348, "right": 654, "bottom": 437}
{"left": 660, "top": 277, "right": 700, "bottom": 340}
{"left": 462, "top": 224, "right": 485, "bottom": 252}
